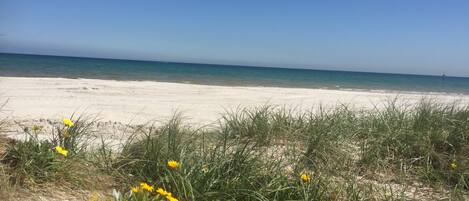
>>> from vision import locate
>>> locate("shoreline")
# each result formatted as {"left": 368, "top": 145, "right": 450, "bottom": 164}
{"left": 2, "top": 76, "right": 469, "bottom": 125}
{"left": 1, "top": 75, "right": 467, "bottom": 96}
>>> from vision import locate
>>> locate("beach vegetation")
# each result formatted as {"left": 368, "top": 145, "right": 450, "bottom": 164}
{"left": 0, "top": 116, "right": 111, "bottom": 200}
{"left": 356, "top": 99, "right": 469, "bottom": 190}
{"left": 1, "top": 99, "right": 468, "bottom": 200}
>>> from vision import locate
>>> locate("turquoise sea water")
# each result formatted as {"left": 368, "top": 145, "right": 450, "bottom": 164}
{"left": 1, "top": 53, "right": 469, "bottom": 94}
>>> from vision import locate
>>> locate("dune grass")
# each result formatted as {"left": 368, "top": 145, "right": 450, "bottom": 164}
{"left": 356, "top": 99, "right": 469, "bottom": 192}
{"left": 0, "top": 116, "right": 115, "bottom": 201}
{"left": 1, "top": 99, "right": 468, "bottom": 200}
{"left": 1, "top": 117, "right": 94, "bottom": 185}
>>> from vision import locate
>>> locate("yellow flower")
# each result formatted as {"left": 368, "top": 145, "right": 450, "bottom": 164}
{"left": 300, "top": 173, "right": 311, "bottom": 182}
{"left": 131, "top": 186, "right": 140, "bottom": 193}
{"left": 166, "top": 196, "right": 179, "bottom": 201}
{"left": 55, "top": 146, "right": 68, "bottom": 157}
{"left": 156, "top": 188, "right": 171, "bottom": 196}
{"left": 450, "top": 162, "right": 457, "bottom": 170}
{"left": 167, "top": 160, "right": 180, "bottom": 169}
{"left": 156, "top": 188, "right": 178, "bottom": 201}
{"left": 156, "top": 188, "right": 166, "bottom": 195}
{"left": 63, "top": 118, "right": 74, "bottom": 127}
{"left": 140, "top": 182, "right": 153, "bottom": 192}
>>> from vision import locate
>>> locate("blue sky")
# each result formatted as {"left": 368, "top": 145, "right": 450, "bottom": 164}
{"left": 1, "top": 0, "right": 469, "bottom": 76}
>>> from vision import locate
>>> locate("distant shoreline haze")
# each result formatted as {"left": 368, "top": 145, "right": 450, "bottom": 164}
{"left": 1, "top": 52, "right": 469, "bottom": 94}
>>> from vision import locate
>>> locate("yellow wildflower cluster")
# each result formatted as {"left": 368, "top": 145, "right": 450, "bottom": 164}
{"left": 55, "top": 146, "right": 68, "bottom": 157}
{"left": 156, "top": 188, "right": 178, "bottom": 201}
{"left": 63, "top": 118, "right": 74, "bottom": 127}
{"left": 140, "top": 182, "right": 154, "bottom": 192}
{"left": 131, "top": 186, "right": 140, "bottom": 193}
{"left": 167, "top": 160, "right": 180, "bottom": 169}
{"left": 130, "top": 183, "right": 179, "bottom": 201}
{"left": 129, "top": 161, "right": 182, "bottom": 200}
{"left": 130, "top": 182, "right": 153, "bottom": 193}
{"left": 300, "top": 173, "right": 311, "bottom": 183}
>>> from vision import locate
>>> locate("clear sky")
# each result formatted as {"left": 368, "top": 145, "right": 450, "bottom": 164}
{"left": 1, "top": 0, "right": 469, "bottom": 76}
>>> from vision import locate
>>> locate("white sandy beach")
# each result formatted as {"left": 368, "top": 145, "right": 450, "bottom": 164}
{"left": 1, "top": 76, "right": 469, "bottom": 125}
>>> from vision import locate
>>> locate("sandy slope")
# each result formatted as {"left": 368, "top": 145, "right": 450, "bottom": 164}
{"left": 1, "top": 76, "right": 469, "bottom": 125}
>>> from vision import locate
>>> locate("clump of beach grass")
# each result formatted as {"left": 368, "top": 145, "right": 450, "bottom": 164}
{"left": 0, "top": 117, "right": 103, "bottom": 191}
{"left": 356, "top": 99, "right": 469, "bottom": 190}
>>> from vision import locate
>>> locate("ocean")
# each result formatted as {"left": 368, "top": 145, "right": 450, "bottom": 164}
{"left": 1, "top": 53, "right": 469, "bottom": 94}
